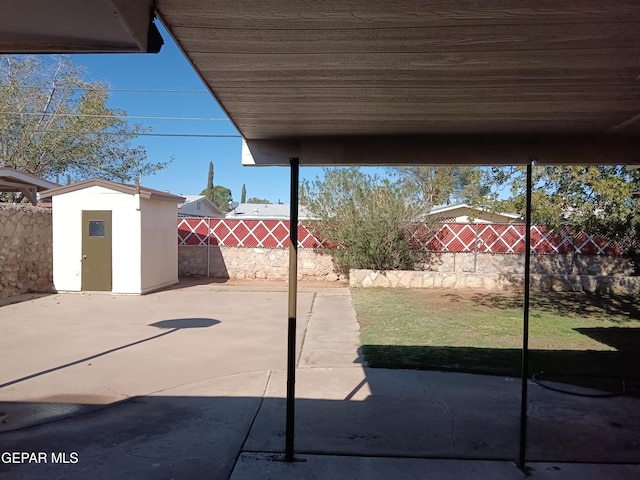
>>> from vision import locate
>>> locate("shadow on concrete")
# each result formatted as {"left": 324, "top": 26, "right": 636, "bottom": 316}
{"left": 0, "top": 318, "right": 220, "bottom": 390}
{"left": 150, "top": 318, "right": 220, "bottom": 329}
{"left": 1, "top": 384, "right": 639, "bottom": 480}
{"left": 0, "top": 292, "right": 54, "bottom": 308}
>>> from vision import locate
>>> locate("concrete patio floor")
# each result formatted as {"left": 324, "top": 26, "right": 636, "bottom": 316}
{"left": 0, "top": 280, "right": 639, "bottom": 479}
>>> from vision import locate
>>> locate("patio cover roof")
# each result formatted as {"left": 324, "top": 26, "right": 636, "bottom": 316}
{"left": 152, "top": 0, "right": 640, "bottom": 166}
{"left": 3, "top": 1, "right": 639, "bottom": 166}
{"left": 0, "top": 167, "right": 59, "bottom": 205}
{"left": 0, "top": 0, "right": 162, "bottom": 53}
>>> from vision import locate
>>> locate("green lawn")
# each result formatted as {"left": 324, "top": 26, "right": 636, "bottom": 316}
{"left": 352, "top": 288, "right": 640, "bottom": 393}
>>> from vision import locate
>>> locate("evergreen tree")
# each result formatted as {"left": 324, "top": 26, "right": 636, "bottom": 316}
{"left": 207, "top": 161, "right": 214, "bottom": 190}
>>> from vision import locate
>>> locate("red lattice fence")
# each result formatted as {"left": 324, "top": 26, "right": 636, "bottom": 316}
{"left": 178, "top": 218, "right": 621, "bottom": 255}
{"left": 178, "top": 218, "right": 327, "bottom": 249}
{"left": 411, "top": 223, "right": 621, "bottom": 255}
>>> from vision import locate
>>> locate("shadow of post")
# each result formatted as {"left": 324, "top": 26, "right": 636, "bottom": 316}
{"left": 0, "top": 318, "right": 221, "bottom": 390}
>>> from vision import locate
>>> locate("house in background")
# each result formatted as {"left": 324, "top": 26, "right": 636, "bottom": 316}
{"left": 178, "top": 195, "right": 225, "bottom": 218}
{"left": 225, "top": 202, "right": 313, "bottom": 220}
{"left": 41, "top": 178, "right": 185, "bottom": 295}
{"left": 428, "top": 203, "right": 520, "bottom": 224}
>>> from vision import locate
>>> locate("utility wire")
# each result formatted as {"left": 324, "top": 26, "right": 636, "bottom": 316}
{"left": 0, "top": 86, "right": 210, "bottom": 94}
{"left": 0, "top": 111, "right": 230, "bottom": 121}
{"left": 2, "top": 129, "right": 240, "bottom": 138}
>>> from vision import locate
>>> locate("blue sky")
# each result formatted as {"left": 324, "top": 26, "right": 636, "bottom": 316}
{"left": 68, "top": 22, "right": 325, "bottom": 204}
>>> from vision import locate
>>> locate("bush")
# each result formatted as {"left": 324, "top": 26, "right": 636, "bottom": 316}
{"left": 301, "top": 168, "right": 432, "bottom": 272}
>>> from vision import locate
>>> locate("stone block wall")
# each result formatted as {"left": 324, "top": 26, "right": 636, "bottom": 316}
{"left": 0, "top": 204, "right": 53, "bottom": 297}
{"left": 423, "top": 252, "right": 635, "bottom": 276}
{"left": 178, "top": 246, "right": 344, "bottom": 282}
{"left": 350, "top": 269, "right": 640, "bottom": 295}
{"left": 178, "top": 246, "right": 636, "bottom": 292}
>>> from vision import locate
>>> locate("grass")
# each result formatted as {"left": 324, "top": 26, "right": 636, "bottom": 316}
{"left": 352, "top": 288, "right": 640, "bottom": 394}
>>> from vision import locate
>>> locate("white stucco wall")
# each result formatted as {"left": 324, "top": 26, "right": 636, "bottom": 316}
{"left": 52, "top": 186, "right": 142, "bottom": 293}
{"left": 140, "top": 198, "right": 179, "bottom": 293}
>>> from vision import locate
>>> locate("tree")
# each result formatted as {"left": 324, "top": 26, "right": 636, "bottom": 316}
{"left": 491, "top": 165, "right": 640, "bottom": 258}
{"left": 207, "top": 161, "right": 214, "bottom": 191}
{"left": 199, "top": 160, "right": 233, "bottom": 211}
{"left": 301, "top": 167, "right": 432, "bottom": 272}
{"left": 246, "top": 196, "right": 270, "bottom": 204}
{"left": 201, "top": 184, "right": 233, "bottom": 212}
{"left": 0, "top": 55, "right": 169, "bottom": 183}
{"left": 241, "top": 183, "right": 246, "bottom": 203}
{"left": 392, "top": 166, "right": 491, "bottom": 207}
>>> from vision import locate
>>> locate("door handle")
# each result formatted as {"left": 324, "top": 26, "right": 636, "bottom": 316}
{"left": 82, "top": 255, "right": 87, "bottom": 260}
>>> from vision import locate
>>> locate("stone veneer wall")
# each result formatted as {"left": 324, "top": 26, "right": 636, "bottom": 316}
{"left": 179, "top": 246, "right": 637, "bottom": 292}
{"left": 423, "top": 252, "right": 636, "bottom": 276}
{"left": 0, "top": 204, "right": 53, "bottom": 298}
{"left": 350, "top": 269, "right": 640, "bottom": 295}
{"left": 178, "top": 246, "right": 344, "bottom": 282}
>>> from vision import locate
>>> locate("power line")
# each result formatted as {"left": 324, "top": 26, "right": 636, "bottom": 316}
{"left": 0, "top": 111, "right": 230, "bottom": 121}
{"left": 0, "top": 85, "right": 210, "bottom": 94}
{"left": 3, "top": 129, "right": 241, "bottom": 138}
{"left": 88, "top": 88, "right": 209, "bottom": 94}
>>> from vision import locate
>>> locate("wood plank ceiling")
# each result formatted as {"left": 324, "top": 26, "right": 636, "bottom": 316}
{"left": 155, "top": 1, "right": 640, "bottom": 165}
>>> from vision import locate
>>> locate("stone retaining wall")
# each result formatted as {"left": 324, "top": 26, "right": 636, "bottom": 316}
{"left": 424, "top": 252, "right": 635, "bottom": 276}
{"left": 179, "top": 246, "right": 636, "bottom": 292}
{"left": 350, "top": 269, "right": 640, "bottom": 295}
{"left": 0, "top": 204, "right": 53, "bottom": 298}
{"left": 178, "top": 246, "right": 344, "bottom": 282}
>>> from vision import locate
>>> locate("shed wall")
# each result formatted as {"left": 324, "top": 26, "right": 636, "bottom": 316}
{"left": 52, "top": 186, "right": 142, "bottom": 293}
{"left": 140, "top": 198, "right": 179, "bottom": 293}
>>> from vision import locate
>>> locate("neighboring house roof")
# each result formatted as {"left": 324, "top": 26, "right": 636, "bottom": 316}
{"left": 226, "top": 203, "right": 313, "bottom": 220}
{"left": 428, "top": 203, "right": 520, "bottom": 223}
{"left": 39, "top": 178, "right": 185, "bottom": 203}
{"left": 178, "top": 195, "right": 225, "bottom": 217}
{"left": 0, "top": 167, "right": 60, "bottom": 206}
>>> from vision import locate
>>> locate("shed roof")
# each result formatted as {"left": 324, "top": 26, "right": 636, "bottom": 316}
{"left": 39, "top": 178, "right": 185, "bottom": 203}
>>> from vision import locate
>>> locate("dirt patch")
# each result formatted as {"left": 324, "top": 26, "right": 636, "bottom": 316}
{"left": 172, "top": 276, "right": 348, "bottom": 291}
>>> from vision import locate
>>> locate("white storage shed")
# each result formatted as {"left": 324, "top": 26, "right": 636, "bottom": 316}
{"left": 40, "top": 179, "right": 185, "bottom": 294}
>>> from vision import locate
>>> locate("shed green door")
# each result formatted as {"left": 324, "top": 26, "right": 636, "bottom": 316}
{"left": 81, "top": 210, "right": 112, "bottom": 291}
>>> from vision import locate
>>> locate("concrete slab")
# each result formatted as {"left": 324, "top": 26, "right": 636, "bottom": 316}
{"left": 2, "top": 283, "right": 640, "bottom": 480}
{"left": 1, "top": 373, "right": 269, "bottom": 480}
{"left": 248, "top": 369, "right": 521, "bottom": 460}
{"left": 230, "top": 453, "right": 640, "bottom": 480}
{"left": 298, "top": 290, "right": 365, "bottom": 368}
{"left": 257, "top": 366, "right": 640, "bottom": 463}
{"left": 0, "top": 286, "right": 312, "bottom": 431}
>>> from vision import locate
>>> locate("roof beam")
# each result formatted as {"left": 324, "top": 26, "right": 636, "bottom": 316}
{"left": 242, "top": 134, "right": 640, "bottom": 167}
{"left": 0, "top": 0, "right": 162, "bottom": 53}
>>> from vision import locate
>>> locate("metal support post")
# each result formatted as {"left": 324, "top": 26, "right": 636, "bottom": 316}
{"left": 518, "top": 161, "right": 533, "bottom": 470}
{"left": 285, "top": 157, "right": 299, "bottom": 462}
